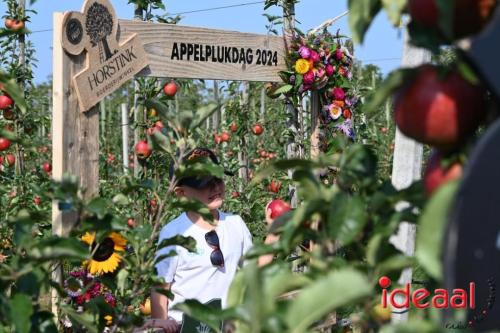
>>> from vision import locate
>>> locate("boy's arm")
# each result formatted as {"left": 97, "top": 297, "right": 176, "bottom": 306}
{"left": 151, "top": 283, "right": 171, "bottom": 319}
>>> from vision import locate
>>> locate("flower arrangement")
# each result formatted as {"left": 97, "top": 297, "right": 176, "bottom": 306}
{"left": 269, "top": 29, "right": 358, "bottom": 139}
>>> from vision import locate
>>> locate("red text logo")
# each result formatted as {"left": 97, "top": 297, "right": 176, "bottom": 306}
{"left": 379, "top": 276, "right": 475, "bottom": 309}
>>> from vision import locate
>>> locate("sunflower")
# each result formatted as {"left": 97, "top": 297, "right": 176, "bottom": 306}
{"left": 81, "top": 232, "right": 127, "bottom": 275}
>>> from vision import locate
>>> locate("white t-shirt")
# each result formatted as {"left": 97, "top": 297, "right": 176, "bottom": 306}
{"left": 155, "top": 211, "right": 253, "bottom": 322}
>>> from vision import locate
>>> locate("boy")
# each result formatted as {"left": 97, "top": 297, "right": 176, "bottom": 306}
{"left": 144, "top": 148, "right": 256, "bottom": 333}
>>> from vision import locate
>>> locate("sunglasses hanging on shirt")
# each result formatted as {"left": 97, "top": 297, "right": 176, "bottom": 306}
{"left": 205, "top": 230, "right": 225, "bottom": 268}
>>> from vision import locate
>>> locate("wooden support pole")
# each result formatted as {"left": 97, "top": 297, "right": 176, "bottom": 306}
{"left": 283, "top": 0, "right": 299, "bottom": 208}
{"left": 121, "top": 103, "right": 130, "bottom": 174}
{"left": 238, "top": 82, "right": 249, "bottom": 192}
{"left": 390, "top": 22, "right": 431, "bottom": 323}
{"left": 212, "top": 80, "right": 221, "bottom": 131}
{"left": 310, "top": 92, "right": 321, "bottom": 159}
{"left": 51, "top": 12, "right": 100, "bottom": 321}
{"left": 133, "top": 5, "right": 143, "bottom": 179}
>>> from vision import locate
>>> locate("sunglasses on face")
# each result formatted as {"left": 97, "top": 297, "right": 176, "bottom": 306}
{"left": 205, "top": 230, "right": 224, "bottom": 268}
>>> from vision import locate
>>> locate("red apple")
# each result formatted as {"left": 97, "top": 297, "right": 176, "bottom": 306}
{"left": 229, "top": 122, "right": 238, "bottom": 133}
{"left": 214, "top": 133, "right": 222, "bottom": 145}
{"left": 0, "top": 95, "right": 13, "bottom": 110}
{"left": 163, "top": 81, "right": 178, "bottom": 97}
{"left": 267, "top": 199, "right": 291, "bottom": 219}
{"left": 107, "top": 154, "right": 115, "bottom": 164}
{"left": 6, "top": 153, "right": 15, "bottom": 166}
{"left": 150, "top": 199, "right": 157, "bottom": 209}
{"left": 4, "top": 18, "right": 14, "bottom": 29}
{"left": 33, "top": 196, "right": 41, "bottom": 205}
{"left": 409, "top": 0, "right": 497, "bottom": 39}
{"left": 10, "top": 19, "right": 24, "bottom": 31}
{"left": 259, "top": 150, "right": 267, "bottom": 158}
{"left": 42, "top": 162, "right": 52, "bottom": 173}
{"left": 127, "top": 218, "right": 136, "bottom": 228}
{"left": 395, "top": 65, "right": 486, "bottom": 150}
{"left": 135, "top": 140, "right": 152, "bottom": 159}
{"left": 268, "top": 180, "right": 281, "bottom": 193}
{"left": 380, "top": 127, "right": 388, "bottom": 134}
{"left": 424, "top": 150, "right": 463, "bottom": 196}
{"left": 220, "top": 132, "right": 230, "bottom": 142}
{"left": 252, "top": 123, "right": 264, "bottom": 136}
{"left": 0, "top": 138, "right": 10, "bottom": 151}
{"left": 231, "top": 191, "right": 240, "bottom": 199}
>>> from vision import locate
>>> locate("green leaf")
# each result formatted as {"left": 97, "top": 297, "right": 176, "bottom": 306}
{"left": 9, "top": 293, "right": 33, "bottom": 333}
{"left": 157, "top": 234, "right": 197, "bottom": 253}
{"left": 191, "top": 103, "right": 219, "bottom": 129}
{"left": 292, "top": 169, "right": 320, "bottom": 200}
{"left": 416, "top": 181, "right": 459, "bottom": 280}
{"left": 150, "top": 130, "right": 173, "bottom": 154}
{"left": 285, "top": 268, "right": 371, "bottom": 332}
{"left": 60, "top": 305, "right": 98, "bottom": 333}
{"left": 337, "top": 144, "right": 377, "bottom": 190}
{"left": 348, "top": 0, "right": 382, "bottom": 44}
{"left": 86, "top": 197, "right": 108, "bottom": 219}
{"left": 381, "top": 0, "right": 406, "bottom": 26}
{"left": 272, "top": 84, "right": 293, "bottom": 95}
{"left": 377, "top": 255, "right": 415, "bottom": 275}
{"left": 364, "top": 68, "right": 416, "bottom": 117}
{"left": 111, "top": 193, "right": 129, "bottom": 206}
{"left": 328, "top": 194, "right": 368, "bottom": 245}
{"left": 29, "top": 237, "right": 88, "bottom": 261}
{"left": 116, "top": 269, "right": 129, "bottom": 296}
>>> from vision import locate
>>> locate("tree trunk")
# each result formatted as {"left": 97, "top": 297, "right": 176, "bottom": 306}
{"left": 101, "top": 38, "right": 114, "bottom": 60}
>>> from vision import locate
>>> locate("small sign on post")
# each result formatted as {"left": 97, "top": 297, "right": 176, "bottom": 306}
{"left": 61, "top": 0, "right": 149, "bottom": 112}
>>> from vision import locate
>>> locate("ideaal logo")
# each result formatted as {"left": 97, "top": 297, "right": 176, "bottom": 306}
{"left": 378, "top": 276, "right": 496, "bottom": 329}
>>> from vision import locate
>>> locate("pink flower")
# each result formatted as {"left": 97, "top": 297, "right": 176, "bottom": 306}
{"left": 332, "top": 87, "right": 345, "bottom": 101}
{"left": 310, "top": 50, "right": 320, "bottom": 63}
{"left": 298, "top": 46, "right": 311, "bottom": 59}
{"left": 325, "top": 64, "right": 335, "bottom": 76}
{"left": 335, "top": 48, "right": 344, "bottom": 61}
{"left": 303, "top": 71, "right": 315, "bottom": 85}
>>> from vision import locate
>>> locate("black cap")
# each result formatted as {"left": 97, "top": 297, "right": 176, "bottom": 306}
{"left": 169, "top": 148, "right": 233, "bottom": 189}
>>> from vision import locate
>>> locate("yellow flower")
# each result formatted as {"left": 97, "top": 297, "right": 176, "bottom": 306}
{"left": 104, "top": 315, "right": 113, "bottom": 326}
{"left": 81, "top": 232, "right": 127, "bottom": 275}
{"left": 295, "top": 59, "right": 310, "bottom": 74}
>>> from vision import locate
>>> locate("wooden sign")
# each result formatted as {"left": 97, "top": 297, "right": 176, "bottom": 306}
{"left": 118, "top": 21, "right": 286, "bottom": 82}
{"left": 61, "top": 0, "right": 148, "bottom": 112}
{"left": 443, "top": 118, "right": 500, "bottom": 331}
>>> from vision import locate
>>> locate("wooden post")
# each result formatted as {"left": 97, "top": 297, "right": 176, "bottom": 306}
{"left": 310, "top": 93, "right": 321, "bottom": 159}
{"left": 212, "top": 80, "right": 221, "bottom": 131}
{"left": 238, "top": 82, "right": 249, "bottom": 191}
{"left": 390, "top": 23, "right": 430, "bottom": 323}
{"left": 133, "top": 5, "right": 143, "bottom": 179}
{"left": 100, "top": 98, "right": 106, "bottom": 143}
{"left": 283, "top": 0, "right": 299, "bottom": 208}
{"left": 51, "top": 11, "right": 100, "bottom": 319}
{"left": 121, "top": 103, "right": 129, "bottom": 174}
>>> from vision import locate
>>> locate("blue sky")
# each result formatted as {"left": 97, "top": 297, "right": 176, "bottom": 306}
{"left": 1, "top": 0, "right": 404, "bottom": 84}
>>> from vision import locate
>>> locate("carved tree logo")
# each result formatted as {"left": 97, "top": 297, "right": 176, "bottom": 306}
{"left": 85, "top": 2, "right": 115, "bottom": 62}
